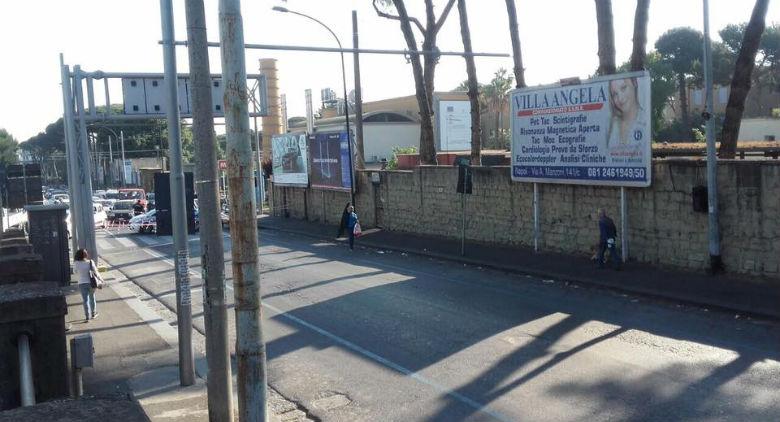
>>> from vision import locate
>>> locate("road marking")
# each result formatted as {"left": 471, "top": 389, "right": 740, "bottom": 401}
{"left": 116, "top": 237, "right": 136, "bottom": 248}
{"left": 262, "top": 301, "right": 514, "bottom": 422}
{"left": 136, "top": 236, "right": 159, "bottom": 246}
{"left": 98, "top": 239, "right": 115, "bottom": 251}
{"left": 128, "top": 233, "right": 511, "bottom": 421}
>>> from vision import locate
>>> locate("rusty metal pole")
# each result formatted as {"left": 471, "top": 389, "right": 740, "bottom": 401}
{"left": 185, "top": 0, "right": 234, "bottom": 419}
{"left": 352, "top": 10, "right": 365, "bottom": 170}
{"left": 218, "top": 0, "right": 267, "bottom": 420}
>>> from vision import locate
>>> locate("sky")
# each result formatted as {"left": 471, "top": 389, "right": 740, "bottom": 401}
{"left": 1, "top": 0, "right": 777, "bottom": 143}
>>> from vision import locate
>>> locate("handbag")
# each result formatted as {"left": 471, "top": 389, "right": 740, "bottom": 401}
{"left": 353, "top": 222, "right": 362, "bottom": 237}
{"left": 89, "top": 260, "right": 103, "bottom": 289}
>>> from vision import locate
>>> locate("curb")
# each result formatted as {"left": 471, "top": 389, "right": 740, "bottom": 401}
{"left": 258, "top": 223, "right": 779, "bottom": 321}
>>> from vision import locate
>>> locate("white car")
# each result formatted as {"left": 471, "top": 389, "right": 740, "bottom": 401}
{"left": 129, "top": 209, "right": 157, "bottom": 233}
{"left": 53, "top": 194, "right": 69, "bottom": 204}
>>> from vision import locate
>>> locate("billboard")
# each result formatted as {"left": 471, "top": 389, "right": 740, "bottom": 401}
{"left": 309, "top": 131, "right": 352, "bottom": 191}
{"left": 437, "top": 100, "right": 471, "bottom": 151}
{"left": 511, "top": 71, "right": 651, "bottom": 187}
{"left": 272, "top": 132, "right": 309, "bottom": 186}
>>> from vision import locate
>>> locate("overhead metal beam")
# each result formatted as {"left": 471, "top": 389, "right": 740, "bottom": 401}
{"left": 167, "top": 40, "right": 510, "bottom": 57}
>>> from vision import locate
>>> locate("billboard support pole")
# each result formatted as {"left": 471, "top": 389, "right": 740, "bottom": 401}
{"left": 461, "top": 192, "right": 466, "bottom": 256}
{"left": 73, "top": 66, "right": 98, "bottom": 261}
{"left": 620, "top": 187, "right": 628, "bottom": 262}
{"left": 533, "top": 183, "right": 539, "bottom": 252}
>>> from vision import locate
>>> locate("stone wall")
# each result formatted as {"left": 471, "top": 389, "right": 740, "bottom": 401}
{"left": 271, "top": 160, "right": 780, "bottom": 278}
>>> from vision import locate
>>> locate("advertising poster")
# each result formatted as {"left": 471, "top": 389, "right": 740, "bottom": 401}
{"left": 309, "top": 131, "right": 352, "bottom": 191}
{"left": 510, "top": 71, "right": 651, "bottom": 187}
{"left": 438, "top": 100, "right": 471, "bottom": 151}
{"left": 272, "top": 132, "right": 309, "bottom": 186}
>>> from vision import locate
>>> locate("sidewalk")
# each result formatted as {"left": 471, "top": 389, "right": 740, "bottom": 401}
{"left": 258, "top": 215, "right": 780, "bottom": 320}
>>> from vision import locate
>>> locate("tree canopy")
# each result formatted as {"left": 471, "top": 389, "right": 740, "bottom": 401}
{"left": 0, "top": 128, "right": 19, "bottom": 167}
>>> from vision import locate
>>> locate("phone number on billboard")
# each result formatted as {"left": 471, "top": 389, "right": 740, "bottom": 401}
{"left": 588, "top": 167, "right": 646, "bottom": 180}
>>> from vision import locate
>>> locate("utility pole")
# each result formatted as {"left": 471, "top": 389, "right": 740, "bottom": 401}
{"left": 60, "top": 55, "right": 81, "bottom": 252}
{"left": 352, "top": 10, "right": 365, "bottom": 170}
{"left": 219, "top": 0, "right": 268, "bottom": 420}
{"left": 160, "top": 0, "right": 195, "bottom": 386}
{"left": 702, "top": 0, "right": 723, "bottom": 274}
{"left": 73, "top": 66, "right": 98, "bottom": 260}
{"left": 120, "top": 130, "right": 127, "bottom": 187}
{"left": 108, "top": 136, "right": 113, "bottom": 186}
{"left": 185, "top": 0, "right": 233, "bottom": 419}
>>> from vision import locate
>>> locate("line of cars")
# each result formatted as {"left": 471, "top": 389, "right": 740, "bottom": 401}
{"left": 45, "top": 187, "right": 151, "bottom": 237}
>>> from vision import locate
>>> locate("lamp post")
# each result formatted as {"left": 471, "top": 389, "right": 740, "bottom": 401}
{"left": 272, "top": 6, "right": 355, "bottom": 205}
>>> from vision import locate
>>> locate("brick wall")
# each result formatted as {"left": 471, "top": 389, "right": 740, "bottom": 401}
{"left": 271, "top": 160, "right": 780, "bottom": 278}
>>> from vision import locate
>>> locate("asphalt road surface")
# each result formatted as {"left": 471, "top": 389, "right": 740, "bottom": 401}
{"left": 96, "top": 227, "right": 780, "bottom": 422}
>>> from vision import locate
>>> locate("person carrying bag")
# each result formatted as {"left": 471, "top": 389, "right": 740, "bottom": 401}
{"left": 74, "top": 248, "right": 103, "bottom": 321}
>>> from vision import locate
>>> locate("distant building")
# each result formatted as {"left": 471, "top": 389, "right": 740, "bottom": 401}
{"left": 738, "top": 118, "right": 780, "bottom": 142}
{"left": 290, "top": 92, "right": 470, "bottom": 163}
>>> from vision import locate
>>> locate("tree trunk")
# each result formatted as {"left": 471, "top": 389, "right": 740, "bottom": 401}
{"left": 422, "top": 37, "right": 437, "bottom": 112}
{"left": 720, "top": 0, "right": 770, "bottom": 158}
{"left": 456, "top": 0, "right": 481, "bottom": 164}
{"left": 678, "top": 72, "right": 690, "bottom": 136}
{"left": 630, "top": 0, "right": 650, "bottom": 71}
{"left": 595, "top": 0, "right": 616, "bottom": 75}
{"left": 504, "top": 0, "right": 526, "bottom": 88}
{"left": 393, "top": 0, "right": 437, "bottom": 164}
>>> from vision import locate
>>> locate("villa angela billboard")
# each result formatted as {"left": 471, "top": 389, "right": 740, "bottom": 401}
{"left": 510, "top": 71, "right": 651, "bottom": 187}
{"left": 272, "top": 132, "right": 308, "bottom": 186}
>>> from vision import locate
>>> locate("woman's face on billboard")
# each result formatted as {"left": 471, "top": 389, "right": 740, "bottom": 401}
{"left": 609, "top": 78, "right": 637, "bottom": 116}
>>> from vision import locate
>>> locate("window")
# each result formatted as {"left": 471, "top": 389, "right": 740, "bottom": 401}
{"left": 152, "top": 80, "right": 159, "bottom": 87}
{"left": 130, "top": 80, "right": 137, "bottom": 87}
{"left": 154, "top": 105, "right": 160, "bottom": 111}
{"left": 765, "top": 135, "right": 776, "bottom": 141}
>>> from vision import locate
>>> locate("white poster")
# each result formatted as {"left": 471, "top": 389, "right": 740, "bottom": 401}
{"left": 272, "top": 132, "right": 309, "bottom": 186}
{"left": 510, "top": 71, "right": 652, "bottom": 187}
{"left": 123, "top": 160, "right": 133, "bottom": 184}
{"left": 438, "top": 100, "right": 471, "bottom": 151}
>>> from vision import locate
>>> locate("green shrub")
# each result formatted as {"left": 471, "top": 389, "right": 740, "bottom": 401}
{"left": 386, "top": 146, "right": 417, "bottom": 170}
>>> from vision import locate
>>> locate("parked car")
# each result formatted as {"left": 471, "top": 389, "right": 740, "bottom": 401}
{"left": 129, "top": 209, "right": 157, "bottom": 233}
{"left": 52, "top": 193, "right": 69, "bottom": 204}
{"left": 107, "top": 200, "right": 136, "bottom": 221}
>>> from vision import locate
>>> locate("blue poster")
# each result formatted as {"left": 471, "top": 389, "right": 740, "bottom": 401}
{"left": 309, "top": 131, "right": 352, "bottom": 191}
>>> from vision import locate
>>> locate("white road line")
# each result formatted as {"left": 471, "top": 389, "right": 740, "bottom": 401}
{"left": 119, "top": 229, "right": 511, "bottom": 421}
{"left": 116, "top": 237, "right": 136, "bottom": 248}
{"left": 262, "top": 302, "right": 513, "bottom": 422}
{"left": 136, "top": 236, "right": 160, "bottom": 246}
{"left": 98, "top": 239, "right": 115, "bottom": 251}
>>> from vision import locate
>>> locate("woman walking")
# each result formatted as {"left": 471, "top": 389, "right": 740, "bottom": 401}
{"left": 347, "top": 205, "right": 359, "bottom": 250}
{"left": 336, "top": 202, "right": 352, "bottom": 239}
{"left": 74, "top": 248, "right": 103, "bottom": 321}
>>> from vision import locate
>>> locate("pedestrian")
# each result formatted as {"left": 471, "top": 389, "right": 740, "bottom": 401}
{"left": 133, "top": 199, "right": 145, "bottom": 216}
{"left": 347, "top": 204, "right": 359, "bottom": 250}
{"left": 336, "top": 202, "right": 351, "bottom": 239}
{"left": 73, "top": 248, "right": 103, "bottom": 321}
{"left": 596, "top": 209, "right": 620, "bottom": 269}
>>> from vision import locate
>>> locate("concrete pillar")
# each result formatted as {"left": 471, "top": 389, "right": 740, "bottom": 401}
{"left": 259, "top": 58, "right": 283, "bottom": 158}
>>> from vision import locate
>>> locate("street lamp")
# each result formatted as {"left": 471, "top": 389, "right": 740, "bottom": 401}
{"left": 271, "top": 6, "right": 355, "bottom": 205}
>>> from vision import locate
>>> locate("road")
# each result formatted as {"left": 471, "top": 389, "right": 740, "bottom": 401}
{"left": 96, "top": 226, "right": 780, "bottom": 422}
